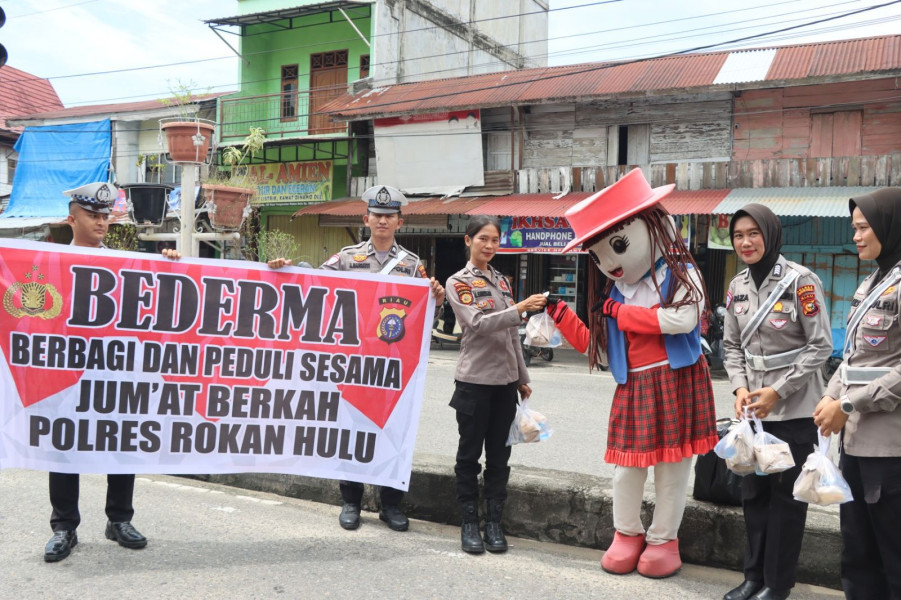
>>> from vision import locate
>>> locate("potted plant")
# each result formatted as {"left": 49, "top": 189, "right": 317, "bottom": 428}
{"left": 159, "top": 81, "right": 215, "bottom": 163}
{"left": 202, "top": 127, "right": 266, "bottom": 231}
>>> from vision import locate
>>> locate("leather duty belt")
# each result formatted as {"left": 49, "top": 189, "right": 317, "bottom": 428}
{"left": 841, "top": 364, "right": 893, "bottom": 385}
{"left": 744, "top": 348, "right": 803, "bottom": 371}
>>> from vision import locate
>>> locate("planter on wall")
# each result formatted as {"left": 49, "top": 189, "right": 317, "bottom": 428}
{"left": 161, "top": 120, "right": 215, "bottom": 163}
{"left": 202, "top": 184, "right": 254, "bottom": 231}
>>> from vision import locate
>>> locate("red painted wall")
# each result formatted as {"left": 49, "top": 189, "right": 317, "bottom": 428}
{"left": 732, "top": 77, "right": 901, "bottom": 160}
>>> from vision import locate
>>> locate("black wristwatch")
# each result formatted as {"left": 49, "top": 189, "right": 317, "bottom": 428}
{"left": 840, "top": 396, "right": 855, "bottom": 415}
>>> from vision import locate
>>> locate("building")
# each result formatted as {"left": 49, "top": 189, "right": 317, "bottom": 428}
{"left": 0, "top": 65, "right": 63, "bottom": 237}
{"left": 203, "top": 0, "right": 550, "bottom": 265}
{"left": 305, "top": 34, "right": 901, "bottom": 347}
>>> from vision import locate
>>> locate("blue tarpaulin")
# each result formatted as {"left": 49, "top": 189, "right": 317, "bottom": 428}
{"left": 4, "top": 119, "right": 111, "bottom": 218}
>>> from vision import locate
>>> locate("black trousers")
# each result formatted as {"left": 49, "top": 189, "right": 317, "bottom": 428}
{"left": 741, "top": 418, "right": 817, "bottom": 591}
{"left": 840, "top": 453, "right": 901, "bottom": 600}
{"left": 339, "top": 481, "right": 403, "bottom": 507}
{"left": 49, "top": 472, "right": 136, "bottom": 532}
{"left": 450, "top": 380, "right": 518, "bottom": 504}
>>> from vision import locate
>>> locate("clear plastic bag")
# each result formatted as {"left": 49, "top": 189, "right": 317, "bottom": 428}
{"left": 751, "top": 413, "right": 795, "bottom": 475}
{"left": 506, "top": 399, "right": 553, "bottom": 446}
{"left": 792, "top": 434, "right": 853, "bottom": 506}
{"left": 714, "top": 412, "right": 755, "bottom": 475}
{"left": 524, "top": 312, "right": 562, "bottom": 348}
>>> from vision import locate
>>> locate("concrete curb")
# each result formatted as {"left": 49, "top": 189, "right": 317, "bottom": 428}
{"left": 184, "top": 453, "right": 842, "bottom": 590}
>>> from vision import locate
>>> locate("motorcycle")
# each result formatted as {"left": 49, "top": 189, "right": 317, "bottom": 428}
{"left": 432, "top": 300, "right": 462, "bottom": 349}
{"left": 701, "top": 303, "right": 726, "bottom": 369}
{"left": 519, "top": 310, "right": 554, "bottom": 367}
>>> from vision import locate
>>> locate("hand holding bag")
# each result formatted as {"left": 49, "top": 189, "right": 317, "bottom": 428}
{"left": 506, "top": 399, "right": 554, "bottom": 446}
{"left": 524, "top": 312, "right": 562, "bottom": 348}
{"left": 751, "top": 413, "right": 795, "bottom": 475}
{"left": 792, "top": 434, "right": 853, "bottom": 506}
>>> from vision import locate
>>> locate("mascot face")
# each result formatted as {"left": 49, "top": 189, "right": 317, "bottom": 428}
{"left": 587, "top": 217, "right": 654, "bottom": 285}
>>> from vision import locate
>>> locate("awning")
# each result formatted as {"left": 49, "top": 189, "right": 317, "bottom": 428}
{"left": 661, "top": 189, "right": 731, "bottom": 215}
{"left": 205, "top": 1, "right": 372, "bottom": 27}
{"left": 292, "top": 196, "right": 490, "bottom": 218}
{"left": 0, "top": 216, "right": 67, "bottom": 240}
{"left": 711, "top": 187, "right": 880, "bottom": 217}
{"left": 464, "top": 193, "right": 591, "bottom": 217}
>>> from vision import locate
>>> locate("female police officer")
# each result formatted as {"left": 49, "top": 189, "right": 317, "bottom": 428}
{"left": 722, "top": 204, "right": 832, "bottom": 600}
{"left": 815, "top": 187, "right": 901, "bottom": 599}
{"left": 446, "top": 215, "right": 547, "bottom": 554}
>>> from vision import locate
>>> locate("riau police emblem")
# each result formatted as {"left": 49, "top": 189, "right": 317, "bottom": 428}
{"left": 3, "top": 266, "right": 62, "bottom": 319}
{"left": 377, "top": 296, "right": 411, "bottom": 343}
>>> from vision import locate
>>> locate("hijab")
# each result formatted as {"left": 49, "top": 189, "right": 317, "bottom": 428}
{"left": 729, "top": 203, "right": 782, "bottom": 290}
{"left": 850, "top": 187, "right": 901, "bottom": 280}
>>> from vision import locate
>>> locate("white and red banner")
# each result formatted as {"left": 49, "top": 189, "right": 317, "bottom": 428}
{"left": 0, "top": 240, "right": 435, "bottom": 491}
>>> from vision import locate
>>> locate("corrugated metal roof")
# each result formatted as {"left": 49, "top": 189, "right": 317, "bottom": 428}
{"left": 713, "top": 49, "right": 777, "bottom": 85}
{"left": 660, "top": 189, "right": 731, "bottom": 215}
{"left": 11, "top": 93, "right": 232, "bottom": 122}
{"left": 324, "top": 34, "right": 901, "bottom": 119}
{"left": 0, "top": 65, "right": 63, "bottom": 134}
{"left": 712, "top": 187, "right": 882, "bottom": 217}
{"left": 291, "top": 196, "right": 491, "bottom": 218}
{"left": 465, "top": 193, "right": 592, "bottom": 217}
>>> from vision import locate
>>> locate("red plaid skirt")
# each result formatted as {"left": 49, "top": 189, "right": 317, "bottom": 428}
{"left": 605, "top": 359, "right": 718, "bottom": 468}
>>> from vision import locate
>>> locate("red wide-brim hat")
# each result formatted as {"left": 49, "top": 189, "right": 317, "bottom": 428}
{"left": 561, "top": 168, "right": 674, "bottom": 253}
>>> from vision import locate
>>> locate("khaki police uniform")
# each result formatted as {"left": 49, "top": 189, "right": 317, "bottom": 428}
{"left": 722, "top": 255, "right": 832, "bottom": 591}
{"left": 824, "top": 263, "right": 901, "bottom": 598}
{"left": 446, "top": 261, "right": 527, "bottom": 504}
{"left": 320, "top": 240, "right": 427, "bottom": 509}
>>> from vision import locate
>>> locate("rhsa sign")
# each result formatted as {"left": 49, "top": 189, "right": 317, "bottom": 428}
{"left": 498, "top": 216, "right": 578, "bottom": 253}
{"left": 0, "top": 240, "right": 434, "bottom": 490}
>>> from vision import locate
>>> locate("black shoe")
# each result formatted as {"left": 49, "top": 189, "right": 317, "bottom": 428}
{"left": 105, "top": 521, "right": 147, "bottom": 549}
{"left": 379, "top": 505, "right": 409, "bottom": 532}
{"left": 339, "top": 502, "right": 361, "bottom": 530}
{"left": 44, "top": 530, "right": 77, "bottom": 562}
{"left": 461, "top": 522, "right": 485, "bottom": 554}
{"left": 724, "top": 580, "right": 764, "bottom": 600}
{"left": 483, "top": 522, "right": 508, "bottom": 553}
{"left": 749, "top": 588, "right": 790, "bottom": 600}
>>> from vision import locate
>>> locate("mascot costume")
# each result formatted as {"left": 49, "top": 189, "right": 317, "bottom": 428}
{"left": 547, "top": 169, "right": 718, "bottom": 578}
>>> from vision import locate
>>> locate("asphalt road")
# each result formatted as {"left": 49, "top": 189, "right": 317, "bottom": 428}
{"left": 0, "top": 469, "right": 842, "bottom": 600}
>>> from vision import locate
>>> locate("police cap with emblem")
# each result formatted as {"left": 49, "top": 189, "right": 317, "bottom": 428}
{"left": 362, "top": 185, "right": 408, "bottom": 215}
{"left": 63, "top": 182, "right": 119, "bottom": 215}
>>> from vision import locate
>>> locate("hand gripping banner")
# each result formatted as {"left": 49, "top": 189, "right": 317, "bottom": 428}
{"left": 0, "top": 240, "right": 435, "bottom": 491}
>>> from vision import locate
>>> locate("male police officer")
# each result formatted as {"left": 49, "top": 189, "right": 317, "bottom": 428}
{"left": 44, "top": 182, "right": 148, "bottom": 562}
{"left": 269, "top": 185, "right": 445, "bottom": 532}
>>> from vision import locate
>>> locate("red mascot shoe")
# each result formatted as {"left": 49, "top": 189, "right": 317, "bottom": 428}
{"left": 636, "top": 539, "right": 682, "bottom": 578}
{"left": 600, "top": 532, "right": 646, "bottom": 574}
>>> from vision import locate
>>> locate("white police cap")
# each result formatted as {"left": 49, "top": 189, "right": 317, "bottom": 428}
{"left": 63, "top": 182, "right": 119, "bottom": 214}
{"left": 362, "top": 185, "right": 407, "bottom": 215}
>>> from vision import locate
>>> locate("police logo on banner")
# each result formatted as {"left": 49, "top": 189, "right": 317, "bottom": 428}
{"left": 3, "top": 266, "right": 63, "bottom": 319}
{"left": 377, "top": 296, "right": 411, "bottom": 343}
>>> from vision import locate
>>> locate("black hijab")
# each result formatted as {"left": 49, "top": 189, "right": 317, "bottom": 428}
{"left": 850, "top": 187, "right": 901, "bottom": 280}
{"left": 729, "top": 203, "right": 782, "bottom": 290}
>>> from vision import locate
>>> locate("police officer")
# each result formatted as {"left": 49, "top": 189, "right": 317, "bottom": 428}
{"left": 268, "top": 185, "right": 445, "bottom": 533}
{"left": 44, "top": 183, "right": 149, "bottom": 562}
{"left": 446, "top": 215, "right": 547, "bottom": 554}
{"left": 721, "top": 204, "right": 832, "bottom": 600}
{"left": 815, "top": 187, "right": 901, "bottom": 599}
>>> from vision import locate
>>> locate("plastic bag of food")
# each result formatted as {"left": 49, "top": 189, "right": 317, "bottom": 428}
{"left": 793, "top": 434, "right": 853, "bottom": 506}
{"left": 525, "top": 312, "right": 562, "bottom": 348}
{"left": 506, "top": 399, "right": 553, "bottom": 445}
{"left": 751, "top": 413, "right": 795, "bottom": 475}
{"left": 714, "top": 412, "right": 755, "bottom": 475}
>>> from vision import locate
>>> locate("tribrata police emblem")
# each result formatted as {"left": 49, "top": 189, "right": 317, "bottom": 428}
{"left": 377, "top": 296, "right": 411, "bottom": 344}
{"left": 3, "top": 266, "right": 63, "bottom": 319}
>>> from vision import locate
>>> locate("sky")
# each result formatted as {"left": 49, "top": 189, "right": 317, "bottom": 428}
{"left": 2, "top": 0, "right": 900, "bottom": 109}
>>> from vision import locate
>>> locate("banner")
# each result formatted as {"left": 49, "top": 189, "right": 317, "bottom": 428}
{"left": 0, "top": 240, "right": 434, "bottom": 491}
{"left": 245, "top": 160, "right": 333, "bottom": 207}
{"left": 708, "top": 214, "right": 733, "bottom": 250}
{"left": 498, "top": 216, "right": 578, "bottom": 253}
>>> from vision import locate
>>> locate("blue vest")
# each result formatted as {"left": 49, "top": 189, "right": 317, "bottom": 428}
{"left": 607, "top": 266, "right": 702, "bottom": 384}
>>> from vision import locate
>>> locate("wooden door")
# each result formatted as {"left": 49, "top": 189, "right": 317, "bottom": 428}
{"left": 309, "top": 50, "right": 348, "bottom": 135}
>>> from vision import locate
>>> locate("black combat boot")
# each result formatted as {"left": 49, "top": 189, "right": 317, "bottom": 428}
{"left": 484, "top": 499, "right": 508, "bottom": 553}
{"left": 460, "top": 500, "right": 484, "bottom": 554}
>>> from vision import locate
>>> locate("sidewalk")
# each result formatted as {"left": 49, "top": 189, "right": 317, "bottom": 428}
{"left": 189, "top": 454, "right": 842, "bottom": 590}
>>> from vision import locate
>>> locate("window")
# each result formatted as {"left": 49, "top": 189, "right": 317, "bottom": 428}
{"left": 810, "top": 110, "right": 862, "bottom": 158}
{"left": 281, "top": 64, "right": 299, "bottom": 121}
{"left": 7, "top": 158, "right": 15, "bottom": 184}
{"left": 607, "top": 124, "right": 650, "bottom": 166}
{"left": 360, "top": 55, "right": 370, "bottom": 79}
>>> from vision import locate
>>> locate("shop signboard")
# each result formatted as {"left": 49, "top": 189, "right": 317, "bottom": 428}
{"left": 498, "top": 216, "right": 579, "bottom": 253}
{"left": 246, "top": 160, "right": 333, "bottom": 207}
